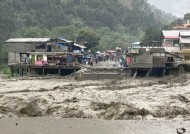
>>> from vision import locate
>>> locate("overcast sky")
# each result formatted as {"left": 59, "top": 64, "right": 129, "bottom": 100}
{"left": 148, "top": 0, "right": 190, "bottom": 17}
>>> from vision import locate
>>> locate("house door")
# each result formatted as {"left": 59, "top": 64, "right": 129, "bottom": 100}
{"left": 47, "top": 45, "right": 51, "bottom": 52}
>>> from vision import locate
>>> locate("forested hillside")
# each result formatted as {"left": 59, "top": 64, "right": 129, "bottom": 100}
{"left": 0, "top": 0, "right": 176, "bottom": 54}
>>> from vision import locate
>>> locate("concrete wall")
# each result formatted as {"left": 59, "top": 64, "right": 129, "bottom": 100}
{"left": 180, "top": 53, "right": 190, "bottom": 65}
{"left": 163, "top": 47, "right": 180, "bottom": 53}
{"left": 182, "top": 43, "right": 190, "bottom": 49}
{"left": 161, "top": 39, "right": 180, "bottom": 53}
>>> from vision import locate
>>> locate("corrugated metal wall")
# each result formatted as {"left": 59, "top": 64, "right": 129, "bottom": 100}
{"left": 8, "top": 52, "right": 20, "bottom": 65}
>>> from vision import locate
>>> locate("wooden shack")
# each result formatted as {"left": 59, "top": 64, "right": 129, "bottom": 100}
{"left": 129, "top": 48, "right": 182, "bottom": 77}
{"left": 5, "top": 38, "right": 51, "bottom": 65}
{"left": 5, "top": 38, "right": 82, "bottom": 77}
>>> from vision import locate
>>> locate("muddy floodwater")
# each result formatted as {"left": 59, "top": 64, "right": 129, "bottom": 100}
{"left": 0, "top": 70, "right": 190, "bottom": 133}
{"left": 0, "top": 74, "right": 190, "bottom": 120}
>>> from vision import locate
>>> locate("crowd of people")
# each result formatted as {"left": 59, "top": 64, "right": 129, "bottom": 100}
{"left": 80, "top": 50, "right": 127, "bottom": 68}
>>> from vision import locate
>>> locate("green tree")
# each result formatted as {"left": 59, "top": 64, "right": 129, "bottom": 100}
{"left": 51, "top": 25, "right": 78, "bottom": 40}
{"left": 14, "top": 27, "right": 51, "bottom": 38}
{"left": 0, "top": 45, "right": 8, "bottom": 64}
{"left": 77, "top": 27, "right": 100, "bottom": 51}
{"left": 0, "top": 0, "right": 176, "bottom": 53}
{"left": 141, "top": 28, "right": 161, "bottom": 43}
{"left": 184, "top": 13, "right": 190, "bottom": 22}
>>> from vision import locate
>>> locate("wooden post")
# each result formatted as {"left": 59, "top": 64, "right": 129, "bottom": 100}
{"left": 16, "top": 68, "right": 19, "bottom": 76}
{"left": 28, "top": 67, "right": 31, "bottom": 76}
{"left": 19, "top": 68, "right": 22, "bottom": 76}
{"left": 181, "top": 67, "right": 183, "bottom": 76}
{"left": 58, "top": 69, "right": 61, "bottom": 76}
{"left": 21, "top": 68, "right": 23, "bottom": 76}
{"left": 43, "top": 68, "right": 45, "bottom": 76}
{"left": 11, "top": 67, "right": 13, "bottom": 77}
{"left": 19, "top": 54, "right": 22, "bottom": 65}
{"left": 38, "top": 69, "right": 40, "bottom": 76}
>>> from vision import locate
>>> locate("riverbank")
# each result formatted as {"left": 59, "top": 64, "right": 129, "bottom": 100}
{"left": 0, "top": 118, "right": 189, "bottom": 134}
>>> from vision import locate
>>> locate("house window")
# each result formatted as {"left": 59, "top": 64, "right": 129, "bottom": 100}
{"left": 35, "top": 43, "right": 46, "bottom": 49}
{"left": 153, "top": 57, "right": 164, "bottom": 63}
{"left": 165, "top": 40, "right": 173, "bottom": 45}
{"left": 173, "top": 40, "right": 179, "bottom": 47}
{"left": 164, "top": 40, "right": 179, "bottom": 47}
{"left": 185, "top": 56, "right": 190, "bottom": 61}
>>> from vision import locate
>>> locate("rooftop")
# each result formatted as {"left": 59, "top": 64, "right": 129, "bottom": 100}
{"left": 149, "top": 48, "right": 166, "bottom": 53}
{"left": 179, "top": 31, "right": 190, "bottom": 37}
{"left": 162, "top": 30, "right": 180, "bottom": 38}
{"left": 5, "top": 38, "right": 51, "bottom": 43}
{"left": 74, "top": 43, "right": 86, "bottom": 49}
{"left": 183, "top": 23, "right": 190, "bottom": 27}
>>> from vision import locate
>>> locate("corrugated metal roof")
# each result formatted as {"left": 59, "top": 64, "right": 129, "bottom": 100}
{"left": 133, "top": 42, "right": 141, "bottom": 45}
{"left": 74, "top": 43, "right": 86, "bottom": 49}
{"left": 162, "top": 30, "right": 190, "bottom": 38}
{"left": 57, "top": 38, "right": 86, "bottom": 48}
{"left": 165, "top": 52, "right": 182, "bottom": 58}
{"left": 180, "top": 38, "right": 190, "bottom": 44}
{"left": 57, "top": 38, "right": 73, "bottom": 43}
{"left": 5, "top": 38, "right": 51, "bottom": 43}
{"left": 162, "top": 30, "right": 180, "bottom": 38}
{"left": 149, "top": 48, "right": 166, "bottom": 53}
{"left": 180, "top": 31, "right": 190, "bottom": 37}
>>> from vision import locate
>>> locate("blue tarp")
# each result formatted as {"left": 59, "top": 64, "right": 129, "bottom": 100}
{"left": 56, "top": 43, "right": 65, "bottom": 47}
{"left": 67, "top": 54, "right": 74, "bottom": 63}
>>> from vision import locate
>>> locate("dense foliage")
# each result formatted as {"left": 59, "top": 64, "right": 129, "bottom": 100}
{"left": 0, "top": 0, "right": 176, "bottom": 62}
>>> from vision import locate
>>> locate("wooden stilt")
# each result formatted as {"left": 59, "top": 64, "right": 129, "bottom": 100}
{"left": 146, "top": 70, "right": 151, "bottom": 77}
{"left": 43, "top": 68, "right": 45, "bottom": 76}
{"left": 19, "top": 68, "right": 22, "bottom": 76}
{"left": 21, "top": 68, "right": 23, "bottom": 76}
{"left": 17, "top": 68, "right": 19, "bottom": 76}
{"left": 28, "top": 67, "right": 31, "bottom": 76}
{"left": 11, "top": 67, "right": 13, "bottom": 77}
{"left": 133, "top": 70, "right": 137, "bottom": 79}
{"left": 59, "top": 69, "right": 61, "bottom": 76}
